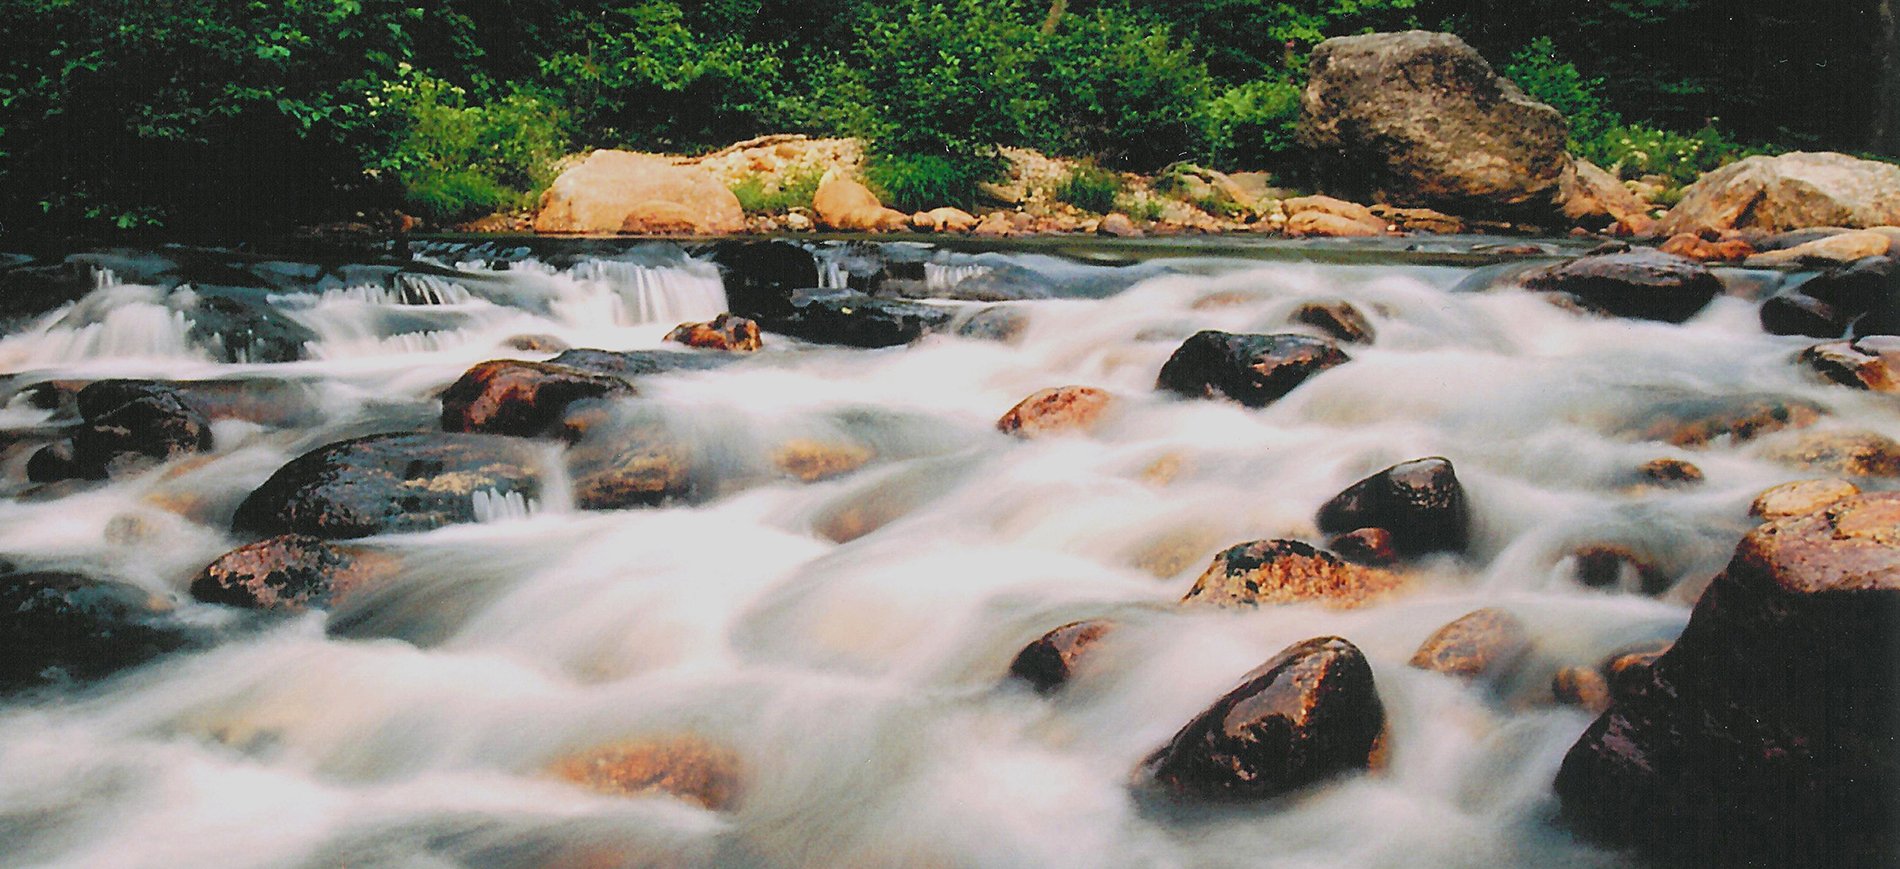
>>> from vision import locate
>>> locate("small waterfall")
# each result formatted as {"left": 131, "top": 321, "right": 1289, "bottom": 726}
{"left": 925, "top": 263, "right": 991, "bottom": 292}
{"left": 471, "top": 489, "right": 537, "bottom": 523}
{"left": 0, "top": 281, "right": 208, "bottom": 366}
{"left": 818, "top": 260, "right": 850, "bottom": 290}
{"left": 565, "top": 259, "right": 727, "bottom": 325}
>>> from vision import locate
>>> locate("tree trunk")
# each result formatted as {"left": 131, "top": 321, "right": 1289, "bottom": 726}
{"left": 1876, "top": 0, "right": 1900, "bottom": 156}
{"left": 1040, "top": 0, "right": 1068, "bottom": 36}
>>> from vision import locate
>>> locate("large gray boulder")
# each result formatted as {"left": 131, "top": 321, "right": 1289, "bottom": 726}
{"left": 1657, "top": 151, "right": 1900, "bottom": 236}
{"left": 1298, "top": 31, "right": 1570, "bottom": 213}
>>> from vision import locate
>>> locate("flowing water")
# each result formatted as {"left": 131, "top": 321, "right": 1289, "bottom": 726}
{"left": 0, "top": 236, "right": 1879, "bottom": 868}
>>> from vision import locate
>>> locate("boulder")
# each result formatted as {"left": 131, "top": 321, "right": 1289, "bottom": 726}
{"left": 1155, "top": 331, "right": 1350, "bottom": 408}
{"left": 1659, "top": 232, "right": 1754, "bottom": 263}
{"left": 185, "top": 286, "right": 320, "bottom": 363}
{"left": 1745, "top": 229, "right": 1893, "bottom": 267}
{"left": 1555, "top": 492, "right": 1900, "bottom": 866}
{"left": 1636, "top": 458, "right": 1705, "bottom": 486}
{"left": 549, "top": 736, "right": 744, "bottom": 811}
{"left": 1518, "top": 248, "right": 1722, "bottom": 322}
{"left": 1751, "top": 479, "right": 1861, "bottom": 521}
{"left": 0, "top": 571, "right": 192, "bottom": 692}
{"left": 1008, "top": 619, "right": 1115, "bottom": 693}
{"left": 770, "top": 439, "right": 874, "bottom": 483}
{"left": 533, "top": 150, "right": 745, "bottom": 235}
{"left": 1298, "top": 31, "right": 1569, "bottom": 212}
{"left": 440, "top": 360, "right": 634, "bottom": 438}
{"left": 1291, "top": 300, "right": 1375, "bottom": 344}
{"left": 1762, "top": 431, "right": 1900, "bottom": 478}
{"left": 1555, "top": 158, "right": 1658, "bottom": 236}
{"left": 1098, "top": 213, "right": 1142, "bottom": 238}
{"left": 233, "top": 433, "right": 543, "bottom": 539}
{"left": 1283, "top": 195, "right": 1382, "bottom": 228}
{"left": 762, "top": 291, "right": 954, "bottom": 348}
{"left": 995, "top": 386, "right": 1115, "bottom": 438}
{"left": 33, "top": 380, "right": 215, "bottom": 482}
{"left": 189, "top": 535, "right": 391, "bottom": 610}
{"left": 1801, "top": 336, "right": 1900, "bottom": 392}
{"left": 1315, "top": 457, "right": 1469, "bottom": 556}
{"left": 813, "top": 172, "right": 910, "bottom": 232}
{"left": 1658, "top": 152, "right": 1900, "bottom": 236}
{"left": 1139, "top": 637, "right": 1385, "bottom": 800}
{"left": 1181, "top": 539, "right": 1405, "bottom": 609}
{"left": 912, "top": 207, "right": 978, "bottom": 233}
{"left": 696, "top": 239, "right": 820, "bottom": 322}
{"left": 1286, "top": 210, "right": 1386, "bottom": 238}
{"left": 665, "top": 314, "right": 762, "bottom": 353}
{"left": 1408, "top": 608, "right": 1530, "bottom": 679}
{"left": 565, "top": 415, "right": 694, "bottom": 510}
{"left": 1370, "top": 204, "right": 1466, "bottom": 234}
{"left": 1760, "top": 290, "right": 1848, "bottom": 338}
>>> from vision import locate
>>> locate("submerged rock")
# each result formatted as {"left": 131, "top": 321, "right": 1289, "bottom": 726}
{"left": 1762, "top": 431, "right": 1900, "bottom": 478}
{"left": 233, "top": 433, "right": 543, "bottom": 539}
{"left": 32, "top": 380, "right": 215, "bottom": 482}
{"left": 1290, "top": 300, "right": 1375, "bottom": 344}
{"left": 190, "top": 535, "right": 391, "bottom": 610}
{"left": 1181, "top": 539, "right": 1405, "bottom": 609}
{"left": 770, "top": 438, "right": 874, "bottom": 483}
{"left": 565, "top": 415, "right": 694, "bottom": 510}
{"left": 1633, "top": 394, "right": 1822, "bottom": 448}
{"left": 665, "top": 313, "right": 762, "bottom": 352}
{"left": 1008, "top": 619, "right": 1115, "bottom": 693}
{"left": 1315, "top": 457, "right": 1469, "bottom": 556}
{"left": 185, "top": 286, "right": 320, "bottom": 363}
{"left": 0, "top": 571, "right": 192, "bottom": 692}
{"left": 1409, "top": 608, "right": 1530, "bottom": 679}
{"left": 763, "top": 291, "right": 954, "bottom": 348}
{"left": 1139, "top": 636, "right": 1385, "bottom": 800}
{"left": 1555, "top": 492, "right": 1900, "bottom": 866}
{"left": 549, "top": 736, "right": 744, "bottom": 811}
{"left": 440, "top": 360, "right": 634, "bottom": 438}
{"left": 1519, "top": 248, "right": 1722, "bottom": 322}
{"left": 1155, "top": 330, "right": 1349, "bottom": 408}
{"left": 548, "top": 348, "right": 733, "bottom": 379}
{"left": 697, "top": 239, "right": 819, "bottom": 322}
{"left": 995, "top": 386, "right": 1115, "bottom": 438}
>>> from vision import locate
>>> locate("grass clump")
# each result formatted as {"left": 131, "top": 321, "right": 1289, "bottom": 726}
{"left": 1052, "top": 164, "right": 1123, "bottom": 213}
{"left": 864, "top": 153, "right": 996, "bottom": 212}
{"left": 730, "top": 167, "right": 824, "bottom": 213}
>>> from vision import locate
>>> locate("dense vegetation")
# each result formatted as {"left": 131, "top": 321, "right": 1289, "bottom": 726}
{"left": 0, "top": 0, "right": 1891, "bottom": 233}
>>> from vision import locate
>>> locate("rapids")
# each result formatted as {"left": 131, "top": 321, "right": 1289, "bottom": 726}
{"left": 0, "top": 236, "right": 1879, "bottom": 868}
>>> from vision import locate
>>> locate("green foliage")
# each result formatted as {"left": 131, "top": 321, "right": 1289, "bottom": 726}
{"left": 730, "top": 166, "right": 824, "bottom": 213}
{"left": 1053, "top": 164, "right": 1123, "bottom": 213}
{"left": 843, "top": 0, "right": 1039, "bottom": 161}
{"left": 1593, "top": 123, "right": 1773, "bottom": 188}
{"left": 1502, "top": 37, "right": 1621, "bottom": 155}
{"left": 1117, "top": 194, "right": 1165, "bottom": 221}
{"left": 1032, "top": 9, "right": 1212, "bottom": 168}
{"left": 1119, "top": 0, "right": 1421, "bottom": 83}
{"left": 367, "top": 69, "right": 569, "bottom": 221}
{"left": 864, "top": 152, "right": 997, "bottom": 212}
{"left": 1201, "top": 77, "right": 1304, "bottom": 169}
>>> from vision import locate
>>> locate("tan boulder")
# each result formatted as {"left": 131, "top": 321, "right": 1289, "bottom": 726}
{"left": 1369, "top": 204, "right": 1466, "bottom": 234}
{"left": 1659, "top": 232, "right": 1754, "bottom": 263}
{"left": 1284, "top": 195, "right": 1381, "bottom": 226}
{"left": 1802, "top": 337, "right": 1900, "bottom": 393}
{"left": 1658, "top": 151, "right": 1900, "bottom": 236}
{"left": 1287, "top": 211, "right": 1386, "bottom": 237}
{"left": 912, "top": 207, "right": 978, "bottom": 232}
{"left": 534, "top": 150, "right": 745, "bottom": 235}
{"left": 813, "top": 170, "right": 910, "bottom": 232}
{"left": 995, "top": 386, "right": 1114, "bottom": 438}
{"left": 1556, "top": 158, "right": 1658, "bottom": 236}
{"left": 1751, "top": 479, "right": 1862, "bottom": 521}
{"left": 1744, "top": 229, "right": 1893, "bottom": 266}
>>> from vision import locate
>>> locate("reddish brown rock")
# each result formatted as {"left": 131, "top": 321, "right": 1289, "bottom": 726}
{"left": 1636, "top": 458, "right": 1704, "bottom": 486}
{"left": 1659, "top": 232, "right": 1754, "bottom": 263}
{"left": 1751, "top": 479, "right": 1861, "bottom": 521}
{"left": 1139, "top": 636, "right": 1385, "bottom": 800}
{"left": 440, "top": 360, "right": 633, "bottom": 438}
{"left": 566, "top": 418, "right": 694, "bottom": 510}
{"left": 1408, "top": 608, "right": 1530, "bottom": 679}
{"left": 1634, "top": 395, "right": 1823, "bottom": 448}
{"left": 189, "top": 535, "right": 393, "bottom": 610}
{"left": 1008, "top": 620, "right": 1115, "bottom": 693}
{"left": 996, "top": 386, "right": 1115, "bottom": 438}
{"left": 1555, "top": 492, "right": 1900, "bottom": 866}
{"left": 1182, "top": 539, "right": 1405, "bottom": 609}
{"left": 665, "top": 314, "right": 761, "bottom": 353}
{"left": 549, "top": 736, "right": 743, "bottom": 811}
{"left": 1326, "top": 527, "right": 1399, "bottom": 567}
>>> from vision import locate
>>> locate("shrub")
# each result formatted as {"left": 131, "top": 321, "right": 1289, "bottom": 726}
{"left": 1052, "top": 164, "right": 1123, "bottom": 213}
{"left": 864, "top": 152, "right": 996, "bottom": 212}
{"left": 1118, "top": 194, "right": 1165, "bottom": 221}
{"left": 844, "top": 0, "right": 1040, "bottom": 161}
{"left": 730, "top": 166, "right": 825, "bottom": 213}
{"left": 1502, "top": 37, "right": 1622, "bottom": 160}
{"left": 1033, "top": 9, "right": 1213, "bottom": 169}
{"left": 1201, "top": 77, "right": 1304, "bottom": 169}
{"left": 1594, "top": 122, "right": 1772, "bottom": 187}
{"left": 368, "top": 69, "right": 569, "bottom": 222}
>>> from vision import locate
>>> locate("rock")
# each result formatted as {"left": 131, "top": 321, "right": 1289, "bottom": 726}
{"left": 1098, "top": 213, "right": 1142, "bottom": 238}
{"left": 1130, "top": 526, "right": 1223, "bottom": 577}
{"left": 1519, "top": 248, "right": 1722, "bottom": 322}
{"left": 185, "top": 286, "right": 320, "bottom": 363}
{"left": 1803, "top": 256, "right": 1899, "bottom": 318}
{"left": 1602, "top": 641, "right": 1671, "bottom": 702}
{"left": 566, "top": 416, "right": 694, "bottom": 510}
{"left": 1637, "top": 458, "right": 1704, "bottom": 486}
{"left": 972, "top": 211, "right": 1015, "bottom": 237}
{"left": 1760, "top": 290, "right": 1847, "bottom": 338}
{"left": 1801, "top": 336, "right": 1900, "bottom": 392}
{"left": 1139, "top": 637, "right": 1385, "bottom": 800}
{"left": 1315, "top": 457, "right": 1469, "bottom": 556}
{"left": 913, "top": 207, "right": 978, "bottom": 233}
{"left": 1408, "top": 608, "right": 1530, "bottom": 679}
{"left": 1745, "top": 229, "right": 1893, "bottom": 267}
{"left": 534, "top": 150, "right": 745, "bottom": 235}
{"left": 1327, "top": 527, "right": 1399, "bottom": 567}
{"left": 697, "top": 239, "right": 819, "bottom": 322}
{"left": 950, "top": 305, "right": 1030, "bottom": 343}
{"left": 232, "top": 433, "right": 544, "bottom": 539}
{"left": 1552, "top": 666, "right": 1612, "bottom": 712}
{"left": 665, "top": 314, "right": 762, "bottom": 353}
{"left": 1555, "top": 159, "right": 1658, "bottom": 236}
{"left": 1751, "top": 479, "right": 1861, "bottom": 521}
{"left": 1286, "top": 211, "right": 1385, "bottom": 238}
{"left": 189, "top": 534, "right": 390, "bottom": 610}
{"left": 1008, "top": 619, "right": 1115, "bottom": 693}
{"left": 1555, "top": 492, "right": 1900, "bottom": 866}
{"left": 1155, "top": 330, "right": 1350, "bottom": 408}
{"left": 1762, "top": 431, "right": 1900, "bottom": 477}
{"left": 1370, "top": 203, "right": 1466, "bottom": 234}
{"left": 1291, "top": 300, "right": 1375, "bottom": 344}
{"left": 547, "top": 348, "right": 732, "bottom": 379}
{"left": 0, "top": 571, "right": 191, "bottom": 691}
{"left": 1298, "top": 31, "right": 1568, "bottom": 212}
{"left": 771, "top": 439, "right": 874, "bottom": 483}
{"left": 35, "top": 380, "right": 216, "bottom": 481}
{"left": 503, "top": 334, "right": 570, "bottom": 353}
{"left": 1658, "top": 152, "right": 1900, "bottom": 236}
{"left": 440, "top": 360, "right": 634, "bottom": 438}
{"left": 1633, "top": 394, "right": 1823, "bottom": 448}
{"left": 1660, "top": 232, "right": 1754, "bottom": 263}
{"left": 812, "top": 171, "right": 910, "bottom": 232}
{"left": 1570, "top": 544, "right": 1669, "bottom": 594}
{"left": 1181, "top": 539, "right": 1405, "bottom": 609}
{"left": 762, "top": 291, "right": 954, "bottom": 348}
{"left": 995, "top": 387, "right": 1114, "bottom": 438}
{"left": 549, "top": 736, "right": 743, "bottom": 811}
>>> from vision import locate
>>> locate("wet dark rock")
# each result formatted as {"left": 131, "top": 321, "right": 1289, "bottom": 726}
{"left": 1408, "top": 608, "right": 1530, "bottom": 679}
{"left": 1632, "top": 394, "right": 1823, "bottom": 448}
{"left": 440, "top": 360, "right": 634, "bottom": 438}
{"left": 1291, "top": 301, "right": 1375, "bottom": 344}
{"left": 1327, "top": 527, "right": 1399, "bottom": 567}
{"left": 184, "top": 286, "right": 319, "bottom": 363}
{"left": 190, "top": 534, "right": 392, "bottom": 610}
{"left": 1797, "top": 255, "right": 1898, "bottom": 313}
{"left": 1315, "top": 458, "right": 1469, "bottom": 556}
{"left": 1139, "top": 636, "right": 1385, "bottom": 800}
{"left": 761, "top": 291, "right": 955, "bottom": 348}
{"left": 1008, "top": 619, "right": 1115, "bottom": 693}
{"left": 233, "top": 432, "right": 543, "bottom": 539}
{"left": 26, "top": 440, "right": 78, "bottom": 483}
{"left": 1181, "top": 539, "right": 1405, "bottom": 609}
{"left": 696, "top": 239, "right": 818, "bottom": 322}
{"left": 1519, "top": 248, "right": 1723, "bottom": 322}
{"left": 33, "top": 380, "right": 216, "bottom": 482}
{"left": 1155, "top": 331, "right": 1350, "bottom": 408}
{"left": 1570, "top": 544, "right": 1671, "bottom": 594}
{"left": 1759, "top": 290, "right": 1847, "bottom": 338}
{"left": 1800, "top": 336, "right": 1900, "bottom": 393}
{"left": 0, "top": 571, "right": 193, "bottom": 691}
{"left": 1556, "top": 492, "right": 1900, "bottom": 867}
{"left": 665, "top": 314, "right": 761, "bottom": 352}
{"left": 548, "top": 348, "right": 733, "bottom": 378}
{"left": 996, "top": 386, "right": 1115, "bottom": 438}
{"left": 1601, "top": 641, "right": 1671, "bottom": 702}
